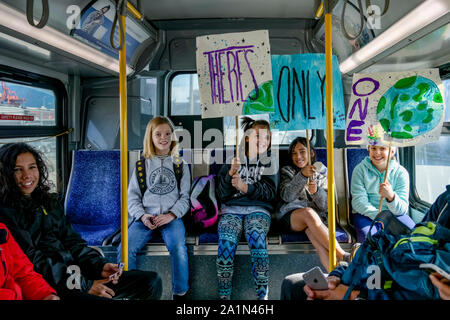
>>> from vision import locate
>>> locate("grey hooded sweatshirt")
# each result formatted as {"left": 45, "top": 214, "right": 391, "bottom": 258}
{"left": 128, "top": 155, "right": 191, "bottom": 221}
{"left": 276, "top": 163, "right": 328, "bottom": 223}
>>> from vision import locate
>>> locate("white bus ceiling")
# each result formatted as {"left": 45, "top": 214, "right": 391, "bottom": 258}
{"left": 0, "top": 0, "right": 448, "bottom": 79}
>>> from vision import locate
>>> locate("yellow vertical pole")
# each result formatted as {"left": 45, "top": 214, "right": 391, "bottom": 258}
{"left": 324, "top": 0, "right": 336, "bottom": 272}
{"left": 119, "top": 9, "right": 129, "bottom": 271}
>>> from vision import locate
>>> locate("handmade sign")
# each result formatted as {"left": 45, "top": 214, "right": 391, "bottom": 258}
{"left": 196, "top": 30, "right": 273, "bottom": 118}
{"left": 269, "top": 54, "right": 346, "bottom": 130}
{"left": 345, "top": 69, "right": 445, "bottom": 147}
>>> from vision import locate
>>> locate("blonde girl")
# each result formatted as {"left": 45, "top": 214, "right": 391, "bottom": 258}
{"left": 117, "top": 116, "right": 191, "bottom": 300}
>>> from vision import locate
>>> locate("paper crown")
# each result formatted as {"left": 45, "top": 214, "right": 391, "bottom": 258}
{"left": 367, "top": 125, "right": 382, "bottom": 146}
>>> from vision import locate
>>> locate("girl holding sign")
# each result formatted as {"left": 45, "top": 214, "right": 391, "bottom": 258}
{"left": 216, "top": 117, "right": 279, "bottom": 300}
{"left": 277, "top": 137, "right": 351, "bottom": 272}
{"left": 351, "top": 142, "right": 415, "bottom": 242}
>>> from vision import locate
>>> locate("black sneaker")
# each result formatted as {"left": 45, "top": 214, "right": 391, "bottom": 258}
{"left": 173, "top": 293, "right": 188, "bottom": 301}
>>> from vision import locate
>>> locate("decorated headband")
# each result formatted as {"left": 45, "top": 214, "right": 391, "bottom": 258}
{"left": 367, "top": 125, "right": 382, "bottom": 146}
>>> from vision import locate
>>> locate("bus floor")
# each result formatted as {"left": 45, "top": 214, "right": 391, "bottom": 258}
{"left": 102, "top": 248, "right": 324, "bottom": 300}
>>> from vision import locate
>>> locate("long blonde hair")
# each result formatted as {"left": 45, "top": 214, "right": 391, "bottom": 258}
{"left": 142, "top": 116, "right": 178, "bottom": 159}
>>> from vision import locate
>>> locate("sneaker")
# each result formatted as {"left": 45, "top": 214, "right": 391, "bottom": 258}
{"left": 173, "top": 293, "right": 188, "bottom": 301}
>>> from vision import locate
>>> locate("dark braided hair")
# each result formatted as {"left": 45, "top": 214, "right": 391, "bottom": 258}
{"left": 0, "top": 143, "right": 57, "bottom": 220}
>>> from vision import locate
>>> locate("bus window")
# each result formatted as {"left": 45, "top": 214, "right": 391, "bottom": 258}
{"left": 414, "top": 78, "right": 450, "bottom": 203}
{"left": 0, "top": 76, "right": 62, "bottom": 191}
{"left": 0, "top": 137, "right": 57, "bottom": 191}
{"left": 170, "top": 73, "right": 200, "bottom": 115}
{"left": 0, "top": 81, "right": 55, "bottom": 126}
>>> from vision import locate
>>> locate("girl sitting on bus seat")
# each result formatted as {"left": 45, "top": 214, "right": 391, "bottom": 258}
{"left": 0, "top": 162, "right": 59, "bottom": 300}
{"left": 117, "top": 116, "right": 191, "bottom": 300}
{"left": 0, "top": 142, "right": 162, "bottom": 300}
{"left": 351, "top": 141, "right": 415, "bottom": 242}
{"left": 277, "top": 137, "right": 351, "bottom": 272}
{"left": 216, "top": 116, "right": 279, "bottom": 300}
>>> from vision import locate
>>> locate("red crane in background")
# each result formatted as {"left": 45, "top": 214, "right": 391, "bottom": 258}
{"left": 0, "top": 81, "right": 26, "bottom": 106}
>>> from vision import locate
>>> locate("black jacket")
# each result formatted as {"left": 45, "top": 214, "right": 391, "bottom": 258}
{"left": 216, "top": 154, "right": 279, "bottom": 212}
{"left": 0, "top": 200, "right": 106, "bottom": 293}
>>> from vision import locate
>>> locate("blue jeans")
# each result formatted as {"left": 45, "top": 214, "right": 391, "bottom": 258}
{"left": 354, "top": 213, "right": 416, "bottom": 243}
{"left": 117, "top": 218, "right": 189, "bottom": 295}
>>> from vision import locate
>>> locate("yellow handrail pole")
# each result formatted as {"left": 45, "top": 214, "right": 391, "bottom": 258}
{"left": 315, "top": 1, "right": 324, "bottom": 19}
{"left": 325, "top": 0, "right": 337, "bottom": 272}
{"left": 126, "top": 2, "right": 143, "bottom": 21}
{"left": 119, "top": 9, "right": 129, "bottom": 271}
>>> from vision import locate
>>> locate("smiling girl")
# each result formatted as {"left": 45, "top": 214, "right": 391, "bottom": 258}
{"left": 118, "top": 116, "right": 191, "bottom": 300}
{"left": 216, "top": 116, "right": 279, "bottom": 300}
{"left": 351, "top": 143, "right": 415, "bottom": 242}
{"left": 277, "top": 137, "right": 350, "bottom": 272}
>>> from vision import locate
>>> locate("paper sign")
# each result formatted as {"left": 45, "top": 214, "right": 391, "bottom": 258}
{"left": 345, "top": 69, "right": 445, "bottom": 147}
{"left": 270, "top": 54, "right": 346, "bottom": 130}
{"left": 196, "top": 30, "right": 273, "bottom": 118}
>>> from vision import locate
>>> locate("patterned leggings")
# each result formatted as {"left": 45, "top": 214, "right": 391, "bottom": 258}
{"left": 216, "top": 212, "right": 271, "bottom": 300}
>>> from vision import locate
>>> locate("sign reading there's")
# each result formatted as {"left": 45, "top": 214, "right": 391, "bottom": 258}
{"left": 196, "top": 30, "right": 274, "bottom": 119}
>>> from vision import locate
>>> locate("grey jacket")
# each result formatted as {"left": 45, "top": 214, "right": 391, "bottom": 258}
{"left": 276, "top": 164, "right": 328, "bottom": 223}
{"left": 128, "top": 155, "right": 191, "bottom": 221}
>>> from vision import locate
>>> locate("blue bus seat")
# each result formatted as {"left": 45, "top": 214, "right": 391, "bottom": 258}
{"left": 344, "top": 148, "right": 369, "bottom": 242}
{"left": 65, "top": 150, "right": 121, "bottom": 246}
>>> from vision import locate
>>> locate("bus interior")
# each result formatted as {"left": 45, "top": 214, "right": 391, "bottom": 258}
{"left": 0, "top": 0, "right": 449, "bottom": 300}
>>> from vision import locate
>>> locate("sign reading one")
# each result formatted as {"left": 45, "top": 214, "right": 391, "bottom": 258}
{"left": 345, "top": 69, "right": 445, "bottom": 147}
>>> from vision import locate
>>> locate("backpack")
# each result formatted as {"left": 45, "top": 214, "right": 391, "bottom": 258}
{"left": 105, "top": 154, "right": 184, "bottom": 246}
{"left": 135, "top": 154, "right": 183, "bottom": 196}
{"left": 189, "top": 174, "right": 219, "bottom": 230}
{"left": 340, "top": 211, "right": 450, "bottom": 300}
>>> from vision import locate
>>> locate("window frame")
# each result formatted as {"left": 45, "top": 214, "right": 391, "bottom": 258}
{"left": 404, "top": 74, "right": 450, "bottom": 208}
{"left": 408, "top": 125, "right": 450, "bottom": 208}
{"left": 168, "top": 71, "right": 200, "bottom": 116}
{"left": 0, "top": 64, "right": 68, "bottom": 193}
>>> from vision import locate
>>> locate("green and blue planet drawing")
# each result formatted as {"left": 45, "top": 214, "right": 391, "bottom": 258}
{"left": 377, "top": 75, "right": 444, "bottom": 139}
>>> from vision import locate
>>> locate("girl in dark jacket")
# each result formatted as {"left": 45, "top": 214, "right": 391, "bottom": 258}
{"left": 216, "top": 117, "right": 279, "bottom": 300}
{"left": 0, "top": 143, "right": 162, "bottom": 300}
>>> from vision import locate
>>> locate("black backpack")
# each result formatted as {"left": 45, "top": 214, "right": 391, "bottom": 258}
{"left": 135, "top": 154, "right": 183, "bottom": 196}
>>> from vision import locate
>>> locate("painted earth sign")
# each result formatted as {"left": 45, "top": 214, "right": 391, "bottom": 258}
{"left": 345, "top": 69, "right": 445, "bottom": 147}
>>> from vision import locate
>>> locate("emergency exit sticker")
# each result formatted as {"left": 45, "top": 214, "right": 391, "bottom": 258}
{"left": 0, "top": 114, "right": 34, "bottom": 121}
